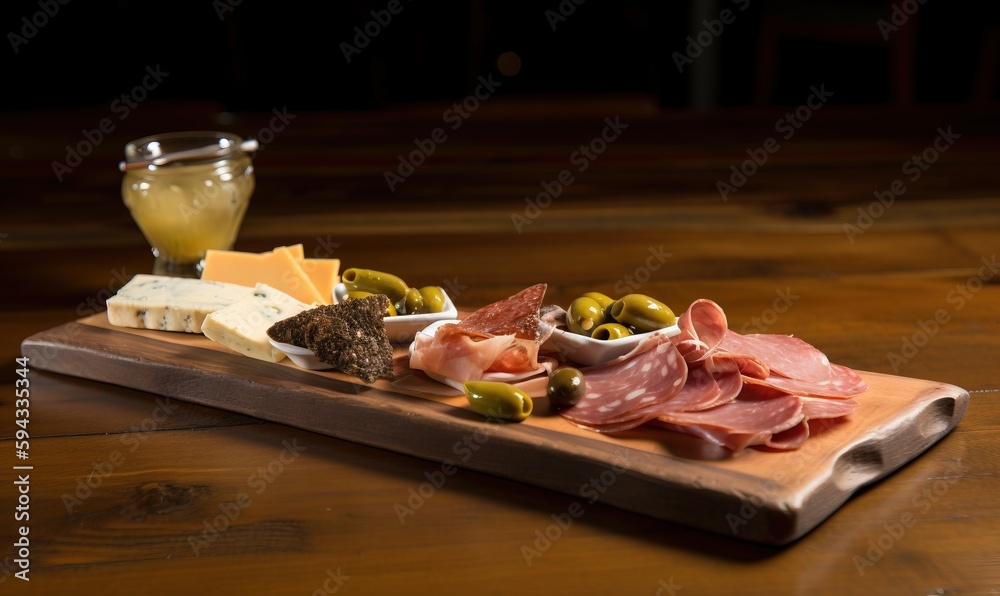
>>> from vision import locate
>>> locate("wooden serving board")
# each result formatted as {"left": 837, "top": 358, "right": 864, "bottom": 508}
{"left": 21, "top": 314, "right": 969, "bottom": 545}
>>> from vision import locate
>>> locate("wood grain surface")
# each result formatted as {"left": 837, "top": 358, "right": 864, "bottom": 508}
{"left": 1, "top": 98, "right": 998, "bottom": 593}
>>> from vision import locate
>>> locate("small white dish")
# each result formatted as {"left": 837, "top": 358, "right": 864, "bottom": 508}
{"left": 409, "top": 319, "right": 549, "bottom": 391}
{"left": 268, "top": 338, "right": 334, "bottom": 370}
{"left": 333, "top": 283, "right": 458, "bottom": 344}
{"left": 542, "top": 324, "right": 682, "bottom": 366}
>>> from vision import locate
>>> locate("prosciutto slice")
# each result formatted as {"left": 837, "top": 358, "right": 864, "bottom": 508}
{"left": 409, "top": 284, "right": 549, "bottom": 383}
{"left": 409, "top": 325, "right": 538, "bottom": 382}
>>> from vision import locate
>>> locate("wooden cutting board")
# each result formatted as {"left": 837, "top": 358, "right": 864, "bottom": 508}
{"left": 21, "top": 314, "right": 969, "bottom": 545}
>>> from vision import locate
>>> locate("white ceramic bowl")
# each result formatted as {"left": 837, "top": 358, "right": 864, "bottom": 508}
{"left": 542, "top": 324, "right": 682, "bottom": 366}
{"left": 333, "top": 283, "right": 458, "bottom": 344}
{"left": 268, "top": 338, "right": 334, "bottom": 370}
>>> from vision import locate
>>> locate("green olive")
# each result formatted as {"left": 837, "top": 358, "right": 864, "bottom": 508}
{"left": 581, "top": 292, "right": 615, "bottom": 311}
{"left": 567, "top": 297, "right": 606, "bottom": 336}
{"left": 546, "top": 368, "right": 586, "bottom": 408}
{"left": 418, "top": 286, "right": 446, "bottom": 314}
{"left": 394, "top": 287, "right": 424, "bottom": 316}
{"left": 342, "top": 268, "right": 409, "bottom": 303}
{"left": 462, "top": 381, "right": 533, "bottom": 421}
{"left": 610, "top": 294, "right": 676, "bottom": 332}
{"left": 591, "top": 322, "right": 633, "bottom": 341}
{"left": 346, "top": 291, "right": 397, "bottom": 316}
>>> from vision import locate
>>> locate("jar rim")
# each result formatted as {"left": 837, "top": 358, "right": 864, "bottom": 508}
{"left": 123, "top": 131, "right": 248, "bottom": 166}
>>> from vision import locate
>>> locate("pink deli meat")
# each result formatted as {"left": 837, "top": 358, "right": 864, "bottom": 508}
{"left": 557, "top": 298, "right": 866, "bottom": 451}
{"left": 559, "top": 335, "right": 688, "bottom": 433}
{"left": 655, "top": 387, "right": 805, "bottom": 452}
{"left": 409, "top": 284, "right": 549, "bottom": 383}
{"left": 720, "top": 333, "right": 867, "bottom": 398}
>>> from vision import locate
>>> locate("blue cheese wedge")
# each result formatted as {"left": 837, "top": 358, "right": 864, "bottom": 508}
{"left": 107, "top": 274, "right": 252, "bottom": 333}
{"left": 201, "top": 283, "right": 315, "bottom": 362}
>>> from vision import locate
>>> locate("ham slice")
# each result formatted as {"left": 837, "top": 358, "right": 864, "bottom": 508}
{"left": 409, "top": 284, "right": 549, "bottom": 383}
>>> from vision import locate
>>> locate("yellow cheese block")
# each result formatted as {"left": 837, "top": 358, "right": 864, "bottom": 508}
{"left": 202, "top": 245, "right": 328, "bottom": 305}
{"left": 300, "top": 258, "right": 341, "bottom": 302}
{"left": 282, "top": 243, "right": 305, "bottom": 260}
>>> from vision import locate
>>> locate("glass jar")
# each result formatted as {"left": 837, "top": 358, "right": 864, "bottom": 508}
{"left": 122, "top": 131, "right": 256, "bottom": 277}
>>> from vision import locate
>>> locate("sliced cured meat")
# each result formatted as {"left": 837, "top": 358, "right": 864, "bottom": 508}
{"left": 409, "top": 324, "right": 526, "bottom": 382}
{"left": 720, "top": 333, "right": 835, "bottom": 383}
{"left": 748, "top": 397, "right": 858, "bottom": 451}
{"left": 710, "top": 350, "right": 769, "bottom": 380}
{"left": 799, "top": 395, "right": 859, "bottom": 419}
{"left": 559, "top": 336, "right": 688, "bottom": 432}
{"left": 673, "top": 299, "right": 867, "bottom": 398}
{"left": 655, "top": 390, "right": 805, "bottom": 452}
{"left": 719, "top": 331, "right": 868, "bottom": 397}
{"left": 409, "top": 284, "right": 549, "bottom": 383}
{"left": 654, "top": 391, "right": 858, "bottom": 452}
{"left": 673, "top": 298, "right": 728, "bottom": 363}
{"left": 459, "top": 283, "right": 547, "bottom": 340}
{"left": 762, "top": 420, "right": 811, "bottom": 450}
{"left": 742, "top": 363, "right": 867, "bottom": 398}
{"left": 671, "top": 357, "right": 743, "bottom": 412}
{"left": 537, "top": 303, "right": 564, "bottom": 345}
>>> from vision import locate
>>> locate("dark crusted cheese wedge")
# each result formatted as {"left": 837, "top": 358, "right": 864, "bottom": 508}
{"left": 267, "top": 294, "right": 393, "bottom": 383}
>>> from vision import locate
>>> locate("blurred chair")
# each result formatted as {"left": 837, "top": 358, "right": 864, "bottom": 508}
{"left": 753, "top": 0, "right": 917, "bottom": 106}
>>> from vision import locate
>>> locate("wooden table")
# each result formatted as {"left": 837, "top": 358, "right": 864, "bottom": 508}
{"left": 2, "top": 97, "right": 998, "bottom": 594}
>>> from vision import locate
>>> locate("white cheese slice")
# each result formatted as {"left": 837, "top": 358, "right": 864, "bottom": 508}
{"left": 201, "top": 283, "right": 314, "bottom": 362}
{"left": 107, "top": 274, "right": 252, "bottom": 333}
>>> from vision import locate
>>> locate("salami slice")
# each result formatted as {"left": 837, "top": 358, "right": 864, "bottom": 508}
{"left": 717, "top": 327, "right": 867, "bottom": 397}
{"left": 763, "top": 421, "right": 811, "bottom": 450}
{"left": 799, "top": 395, "right": 859, "bottom": 419}
{"left": 672, "top": 299, "right": 867, "bottom": 398}
{"left": 655, "top": 388, "right": 805, "bottom": 452}
{"left": 459, "top": 283, "right": 547, "bottom": 340}
{"left": 559, "top": 336, "right": 688, "bottom": 432}
{"left": 671, "top": 357, "right": 743, "bottom": 412}
{"left": 742, "top": 364, "right": 867, "bottom": 398}
{"left": 719, "top": 332, "right": 833, "bottom": 383}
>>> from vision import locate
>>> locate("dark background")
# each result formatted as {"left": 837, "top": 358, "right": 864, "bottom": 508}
{"left": 3, "top": 0, "right": 998, "bottom": 112}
